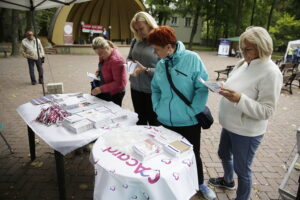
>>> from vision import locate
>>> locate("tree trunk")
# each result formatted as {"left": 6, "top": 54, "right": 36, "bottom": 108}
{"left": 214, "top": 0, "right": 221, "bottom": 47}
{"left": 0, "top": 8, "right": 4, "bottom": 42}
{"left": 235, "top": 0, "right": 244, "bottom": 36}
{"left": 224, "top": 19, "right": 229, "bottom": 38}
{"left": 188, "top": 2, "right": 201, "bottom": 50}
{"left": 26, "top": 11, "right": 33, "bottom": 31}
{"left": 206, "top": 19, "right": 210, "bottom": 45}
{"left": 267, "top": 0, "right": 276, "bottom": 31}
{"left": 250, "top": 0, "right": 256, "bottom": 25}
{"left": 158, "top": 12, "right": 163, "bottom": 25}
{"left": 163, "top": 18, "right": 167, "bottom": 25}
{"left": 11, "top": 10, "right": 20, "bottom": 56}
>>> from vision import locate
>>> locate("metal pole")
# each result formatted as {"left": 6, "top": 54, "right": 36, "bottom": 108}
{"left": 30, "top": 9, "right": 46, "bottom": 96}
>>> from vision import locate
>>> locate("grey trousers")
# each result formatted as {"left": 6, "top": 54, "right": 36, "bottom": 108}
{"left": 27, "top": 58, "right": 43, "bottom": 83}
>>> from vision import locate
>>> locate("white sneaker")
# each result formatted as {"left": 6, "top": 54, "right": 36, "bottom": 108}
{"left": 199, "top": 184, "right": 217, "bottom": 200}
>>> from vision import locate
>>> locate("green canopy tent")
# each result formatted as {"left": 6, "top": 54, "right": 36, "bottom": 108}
{"left": 218, "top": 36, "right": 240, "bottom": 57}
{"left": 218, "top": 37, "right": 240, "bottom": 57}
{"left": 227, "top": 36, "right": 240, "bottom": 42}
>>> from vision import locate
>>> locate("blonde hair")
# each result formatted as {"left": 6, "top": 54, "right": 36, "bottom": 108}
{"left": 92, "top": 37, "right": 115, "bottom": 49}
{"left": 130, "top": 11, "right": 158, "bottom": 40}
{"left": 240, "top": 26, "right": 273, "bottom": 59}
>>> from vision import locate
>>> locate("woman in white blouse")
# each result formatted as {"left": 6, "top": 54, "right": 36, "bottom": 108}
{"left": 208, "top": 26, "right": 283, "bottom": 200}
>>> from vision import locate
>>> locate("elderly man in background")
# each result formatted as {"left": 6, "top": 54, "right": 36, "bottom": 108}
{"left": 21, "top": 30, "right": 45, "bottom": 85}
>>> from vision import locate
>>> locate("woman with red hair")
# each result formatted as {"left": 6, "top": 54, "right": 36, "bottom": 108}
{"left": 148, "top": 26, "right": 216, "bottom": 200}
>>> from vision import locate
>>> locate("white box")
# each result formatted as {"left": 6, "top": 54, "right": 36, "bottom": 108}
{"left": 63, "top": 114, "right": 84, "bottom": 124}
{"left": 63, "top": 119, "right": 93, "bottom": 134}
{"left": 59, "top": 96, "right": 87, "bottom": 110}
{"left": 47, "top": 82, "right": 64, "bottom": 94}
{"left": 77, "top": 109, "right": 113, "bottom": 128}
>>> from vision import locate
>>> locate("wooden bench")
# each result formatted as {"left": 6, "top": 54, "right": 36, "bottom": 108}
{"left": 282, "top": 71, "right": 300, "bottom": 94}
{"left": 0, "top": 46, "right": 8, "bottom": 57}
{"left": 214, "top": 65, "right": 234, "bottom": 80}
{"left": 279, "top": 63, "right": 298, "bottom": 75}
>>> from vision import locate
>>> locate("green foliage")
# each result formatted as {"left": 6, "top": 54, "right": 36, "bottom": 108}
{"left": 35, "top": 8, "right": 57, "bottom": 36}
{"left": 270, "top": 13, "right": 300, "bottom": 51}
{"left": 146, "top": 0, "right": 174, "bottom": 25}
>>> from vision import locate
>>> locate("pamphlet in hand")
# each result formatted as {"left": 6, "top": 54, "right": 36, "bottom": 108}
{"left": 126, "top": 61, "right": 137, "bottom": 74}
{"left": 87, "top": 72, "right": 101, "bottom": 81}
{"left": 198, "top": 77, "right": 222, "bottom": 93}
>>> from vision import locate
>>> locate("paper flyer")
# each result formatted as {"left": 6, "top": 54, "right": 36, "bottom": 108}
{"left": 87, "top": 72, "right": 100, "bottom": 80}
{"left": 198, "top": 77, "right": 222, "bottom": 93}
{"left": 126, "top": 61, "right": 137, "bottom": 74}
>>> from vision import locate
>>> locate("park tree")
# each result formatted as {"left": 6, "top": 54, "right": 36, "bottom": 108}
{"left": 250, "top": 0, "right": 257, "bottom": 25}
{"left": 269, "top": 13, "right": 300, "bottom": 51}
{"left": 146, "top": 0, "right": 174, "bottom": 25}
{"left": 11, "top": 10, "right": 20, "bottom": 56}
{"left": 267, "top": 0, "right": 277, "bottom": 31}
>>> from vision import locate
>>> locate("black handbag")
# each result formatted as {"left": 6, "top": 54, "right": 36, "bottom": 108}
{"left": 164, "top": 59, "right": 214, "bottom": 129}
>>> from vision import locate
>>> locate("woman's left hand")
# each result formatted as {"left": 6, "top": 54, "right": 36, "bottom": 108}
{"left": 131, "top": 60, "right": 147, "bottom": 77}
{"left": 220, "top": 88, "right": 241, "bottom": 103}
{"left": 92, "top": 87, "right": 101, "bottom": 96}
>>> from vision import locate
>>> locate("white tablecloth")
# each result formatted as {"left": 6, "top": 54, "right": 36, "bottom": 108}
{"left": 91, "top": 126, "right": 199, "bottom": 200}
{"left": 16, "top": 94, "right": 138, "bottom": 155}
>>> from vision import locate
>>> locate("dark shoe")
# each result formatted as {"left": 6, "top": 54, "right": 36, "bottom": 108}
{"left": 32, "top": 82, "right": 36, "bottom": 85}
{"left": 39, "top": 80, "right": 44, "bottom": 84}
{"left": 208, "top": 177, "right": 235, "bottom": 190}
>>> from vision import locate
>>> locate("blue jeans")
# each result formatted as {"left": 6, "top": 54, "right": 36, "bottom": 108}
{"left": 218, "top": 128, "right": 263, "bottom": 200}
{"left": 27, "top": 58, "right": 43, "bottom": 83}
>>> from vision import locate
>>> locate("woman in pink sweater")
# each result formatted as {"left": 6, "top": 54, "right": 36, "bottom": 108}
{"left": 91, "top": 37, "right": 127, "bottom": 106}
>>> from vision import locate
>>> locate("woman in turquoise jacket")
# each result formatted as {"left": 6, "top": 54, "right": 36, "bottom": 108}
{"left": 148, "top": 26, "right": 216, "bottom": 200}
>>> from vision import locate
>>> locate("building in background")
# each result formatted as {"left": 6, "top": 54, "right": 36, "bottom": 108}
{"left": 165, "top": 15, "right": 202, "bottom": 44}
{"left": 49, "top": 0, "right": 145, "bottom": 45}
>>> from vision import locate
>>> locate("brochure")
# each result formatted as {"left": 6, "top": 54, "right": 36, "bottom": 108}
{"left": 126, "top": 61, "right": 137, "bottom": 74}
{"left": 87, "top": 72, "right": 101, "bottom": 80}
{"left": 198, "top": 77, "right": 222, "bottom": 93}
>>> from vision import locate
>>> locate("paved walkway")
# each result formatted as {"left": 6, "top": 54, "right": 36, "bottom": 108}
{"left": 0, "top": 48, "right": 299, "bottom": 200}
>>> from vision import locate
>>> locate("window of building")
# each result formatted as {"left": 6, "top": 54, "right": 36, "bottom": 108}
{"left": 171, "top": 17, "right": 177, "bottom": 25}
{"left": 185, "top": 17, "right": 191, "bottom": 27}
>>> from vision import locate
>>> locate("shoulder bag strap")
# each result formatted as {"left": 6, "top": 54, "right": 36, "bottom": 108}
{"left": 165, "top": 59, "right": 191, "bottom": 107}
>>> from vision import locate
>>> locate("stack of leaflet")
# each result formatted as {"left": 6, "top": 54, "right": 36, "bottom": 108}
{"left": 132, "top": 138, "right": 161, "bottom": 161}
{"left": 164, "top": 140, "right": 192, "bottom": 157}
{"left": 62, "top": 107, "right": 129, "bottom": 133}
{"left": 150, "top": 126, "right": 193, "bottom": 157}
{"left": 77, "top": 109, "right": 113, "bottom": 128}
{"left": 62, "top": 115, "right": 93, "bottom": 134}
{"left": 95, "top": 103, "right": 128, "bottom": 123}
{"left": 30, "top": 94, "right": 60, "bottom": 105}
{"left": 58, "top": 96, "right": 88, "bottom": 110}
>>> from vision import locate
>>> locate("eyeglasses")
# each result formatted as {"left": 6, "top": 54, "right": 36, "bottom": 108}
{"left": 241, "top": 47, "right": 255, "bottom": 52}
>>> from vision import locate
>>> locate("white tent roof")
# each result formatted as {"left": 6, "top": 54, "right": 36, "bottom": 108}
{"left": 284, "top": 39, "right": 300, "bottom": 63}
{"left": 0, "top": 0, "right": 91, "bottom": 11}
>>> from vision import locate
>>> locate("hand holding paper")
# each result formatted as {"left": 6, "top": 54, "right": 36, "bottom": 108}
{"left": 198, "top": 77, "right": 222, "bottom": 93}
{"left": 126, "top": 61, "right": 137, "bottom": 75}
{"left": 87, "top": 72, "right": 101, "bottom": 81}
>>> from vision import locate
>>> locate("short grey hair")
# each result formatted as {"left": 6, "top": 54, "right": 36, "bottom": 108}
{"left": 240, "top": 26, "right": 273, "bottom": 59}
{"left": 92, "top": 37, "right": 115, "bottom": 49}
{"left": 130, "top": 11, "right": 158, "bottom": 40}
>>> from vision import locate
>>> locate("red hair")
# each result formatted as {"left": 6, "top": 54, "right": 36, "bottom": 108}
{"left": 148, "top": 26, "right": 177, "bottom": 47}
